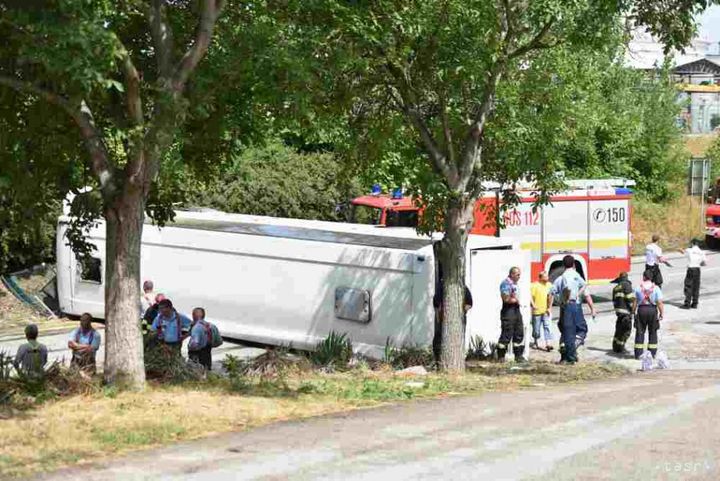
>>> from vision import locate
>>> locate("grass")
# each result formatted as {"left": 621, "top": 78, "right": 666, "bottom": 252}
{"left": 631, "top": 195, "right": 706, "bottom": 255}
{"left": 0, "top": 360, "right": 628, "bottom": 479}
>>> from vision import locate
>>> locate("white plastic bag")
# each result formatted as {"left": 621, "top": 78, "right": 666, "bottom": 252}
{"left": 656, "top": 351, "right": 670, "bottom": 369}
{"left": 640, "top": 351, "right": 654, "bottom": 371}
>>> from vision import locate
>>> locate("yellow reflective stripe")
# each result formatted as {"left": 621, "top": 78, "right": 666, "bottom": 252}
{"left": 497, "top": 343, "right": 507, "bottom": 349}
{"left": 520, "top": 239, "right": 627, "bottom": 250}
{"left": 634, "top": 343, "right": 645, "bottom": 349}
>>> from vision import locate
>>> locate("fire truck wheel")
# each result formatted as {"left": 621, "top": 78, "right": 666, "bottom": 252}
{"left": 549, "top": 265, "right": 565, "bottom": 283}
{"left": 706, "top": 235, "right": 720, "bottom": 251}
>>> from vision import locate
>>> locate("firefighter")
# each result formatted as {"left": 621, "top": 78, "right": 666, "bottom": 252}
{"left": 610, "top": 272, "right": 635, "bottom": 354}
{"left": 498, "top": 267, "right": 524, "bottom": 362}
{"left": 644, "top": 234, "right": 668, "bottom": 288}
{"left": 634, "top": 270, "right": 664, "bottom": 359}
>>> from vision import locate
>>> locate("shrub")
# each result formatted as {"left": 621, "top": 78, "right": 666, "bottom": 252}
{"left": 309, "top": 332, "right": 353, "bottom": 369}
{"left": 144, "top": 343, "right": 205, "bottom": 383}
{"left": 383, "top": 339, "right": 434, "bottom": 369}
{"left": 466, "top": 336, "right": 498, "bottom": 361}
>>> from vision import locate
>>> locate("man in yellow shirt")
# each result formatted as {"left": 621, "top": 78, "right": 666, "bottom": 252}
{"left": 530, "top": 271, "right": 554, "bottom": 351}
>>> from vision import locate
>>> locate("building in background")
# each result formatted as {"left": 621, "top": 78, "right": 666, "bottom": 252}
{"left": 627, "top": 30, "right": 720, "bottom": 134}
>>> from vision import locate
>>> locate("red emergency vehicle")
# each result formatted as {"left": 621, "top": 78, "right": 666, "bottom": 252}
{"left": 350, "top": 179, "right": 634, "bottom": 283}
{"left": 706, "top": 177, "right": 720, "bottom": 249}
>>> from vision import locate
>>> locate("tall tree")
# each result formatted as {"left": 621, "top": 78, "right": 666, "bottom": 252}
{"left": 277, "top": 0, "right": 717, "bottom": 371}
{"left": 0, "top": 0, "right": 226, "bottom": 388}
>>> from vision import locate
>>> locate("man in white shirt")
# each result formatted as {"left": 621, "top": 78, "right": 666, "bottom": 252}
{"left": 680, "top": 239, "right": 707, "bottom": 309}
{"left": 644, "top": 234, "right": 667, "bottom": 288}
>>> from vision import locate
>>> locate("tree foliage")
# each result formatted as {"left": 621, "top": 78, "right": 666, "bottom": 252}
{"left": 196, "top": 141, "right": 363, "bottom": 221}
{"left": 269, "top": 0, "right": 716, "bottom": 371}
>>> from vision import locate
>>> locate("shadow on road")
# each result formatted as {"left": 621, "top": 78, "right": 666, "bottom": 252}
{"left": 585, "top": 346, "right": 635, "bottom": 360}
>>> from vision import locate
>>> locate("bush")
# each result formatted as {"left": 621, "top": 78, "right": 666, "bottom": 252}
{"left": 309, "top": 332, "right": 353, "bottom": 369}
{"left": 195, "top": 141, "right": 363, "bottom": 221}
{"left": 144, "top": 343, "right": 205, "bottom": 383}
{"left": 466, "top": 336, "right": 498, "bottom": 361}
{"left": 383, "top": 339, "right": 434, "bottom": 369}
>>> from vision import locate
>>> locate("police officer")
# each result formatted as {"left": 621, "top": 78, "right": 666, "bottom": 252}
{"left": 498, "top": 267, "right": 524, "bottom": 362}
{"left": 610, "top": 272, "right": 635, "bottom": 354}
{"left": 645, "top": 234, "right": 667, "bottom": 288}
{"left": 634, "top": 270, "right": 664, "bottom": 359}
{"left": 680, "top": 239, "right": 707, "bottom": 309}
{"left": 552, "top": 255, "right": 596, "bottom": 364}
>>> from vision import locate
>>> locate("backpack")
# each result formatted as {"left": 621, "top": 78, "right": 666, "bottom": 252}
{"left": 201, "top": 320, "right": 223, "bottom": 348}
{"left": 75, "top": 328, "right": 95, "bottom": 345}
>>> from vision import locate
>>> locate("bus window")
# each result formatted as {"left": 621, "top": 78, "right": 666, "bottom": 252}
{"left": 351, "top": 205, "right": 383, "bottom": 225}
{"left": 386, "top": 210, "right": 419, "bottom": 227}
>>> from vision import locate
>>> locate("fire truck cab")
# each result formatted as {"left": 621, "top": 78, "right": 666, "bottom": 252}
{"left": 351, "top": 179, "right": 635, "bottom": 284}
{"left": 706, "top": 177, "right": 720, "bottom": 249}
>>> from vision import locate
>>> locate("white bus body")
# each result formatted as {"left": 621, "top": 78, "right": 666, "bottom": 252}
{"left": 56, "top": 211, "right": 529, "bottom": 358}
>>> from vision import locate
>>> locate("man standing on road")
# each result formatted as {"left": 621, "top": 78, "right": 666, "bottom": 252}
{"left": 634, "top": 270, "right": 664, "bottom": 359}
{"left": 610, "top": 272, "right": 635, "bottom": 354}
{"left": 13, "top": 324, "right": 48, "bottom": 376}
{"left": 530, "top": 271, "right": 553, "bottom": 352}
{"left": 680, "top": 239, "right": 707, "bottom": 309}
{"left": 498, "top": 267, "right": 524, "bottom": 362}
{"left": 645, "top": 235, "right": 668, "bottom": 288}
{"left": 552, "top": 256, "right": 597, "bottom": 364}
{"left": 68, "top": 313, "right": 101, "bottom": 374}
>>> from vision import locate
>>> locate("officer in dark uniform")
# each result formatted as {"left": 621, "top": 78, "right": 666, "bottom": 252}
{"left": 498, "top": 267, "right": 524, "bottom": 362}
{"left": 610, "top": 272, "right": 635, "bottom": 354}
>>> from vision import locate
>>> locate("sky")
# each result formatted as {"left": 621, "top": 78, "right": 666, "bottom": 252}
{"left": 698, "top": 4, "right": 720, "bottom": 45}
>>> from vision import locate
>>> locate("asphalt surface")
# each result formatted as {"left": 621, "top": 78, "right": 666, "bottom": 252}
{"left": 9, "top": 250, "right": 720, "bottom": 480}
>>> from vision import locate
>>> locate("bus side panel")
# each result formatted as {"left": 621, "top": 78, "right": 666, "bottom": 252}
{"left": 56, "top": 223, "right": 74, "bottom": 315}
{"left": 137, "top": 230, "right": 435, "bottom": 357}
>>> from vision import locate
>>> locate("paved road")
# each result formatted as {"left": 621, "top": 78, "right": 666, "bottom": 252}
{"left": 23, "top": 250, "right": 720, "bottom": 480}
{"left": 37, "top": 370, "right": 720, "bottom": 481}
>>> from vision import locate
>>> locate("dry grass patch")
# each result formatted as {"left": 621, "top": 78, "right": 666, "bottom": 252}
{"left": 0, "top": 360, "right": 628, "bottom": 478}
{"left": 631, "top": 195, "right": 706, "bottom": 255}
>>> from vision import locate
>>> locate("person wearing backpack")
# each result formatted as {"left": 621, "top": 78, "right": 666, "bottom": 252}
{"left": 188, "top": 307, "right": 222, "bottom": 370}
{"left": 68, "top": 313, "right": 101, "bottom": 374}
{"left": 14, "top": 324, "right": 48, "bottom": 376}
{"left": 151, "top": 299, "right": 191, "bottom": 354}
{"left": 633, "top": 270, "right": 664, "bottom": 360}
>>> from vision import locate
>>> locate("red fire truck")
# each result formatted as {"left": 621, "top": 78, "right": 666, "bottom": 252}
{"left": 350, "top": 179, "right": 635, "bottom": 283}
{"left": 706, "top": 177, "right": 720, "bottom": 249}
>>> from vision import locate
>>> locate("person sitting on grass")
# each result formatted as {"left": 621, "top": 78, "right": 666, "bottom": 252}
{"left": 14, "top": 323, "right": 48, "bottom": 377}
{"left": 68, "top": 313, "right": 101, "bottom": 374}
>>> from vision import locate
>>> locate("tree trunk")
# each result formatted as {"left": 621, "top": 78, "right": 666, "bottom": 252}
{"left": 103, "top": 185, "right": 146, "bottom": 389}
{"left": 438, "top": 200, "right": 473, "bottom": 372}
